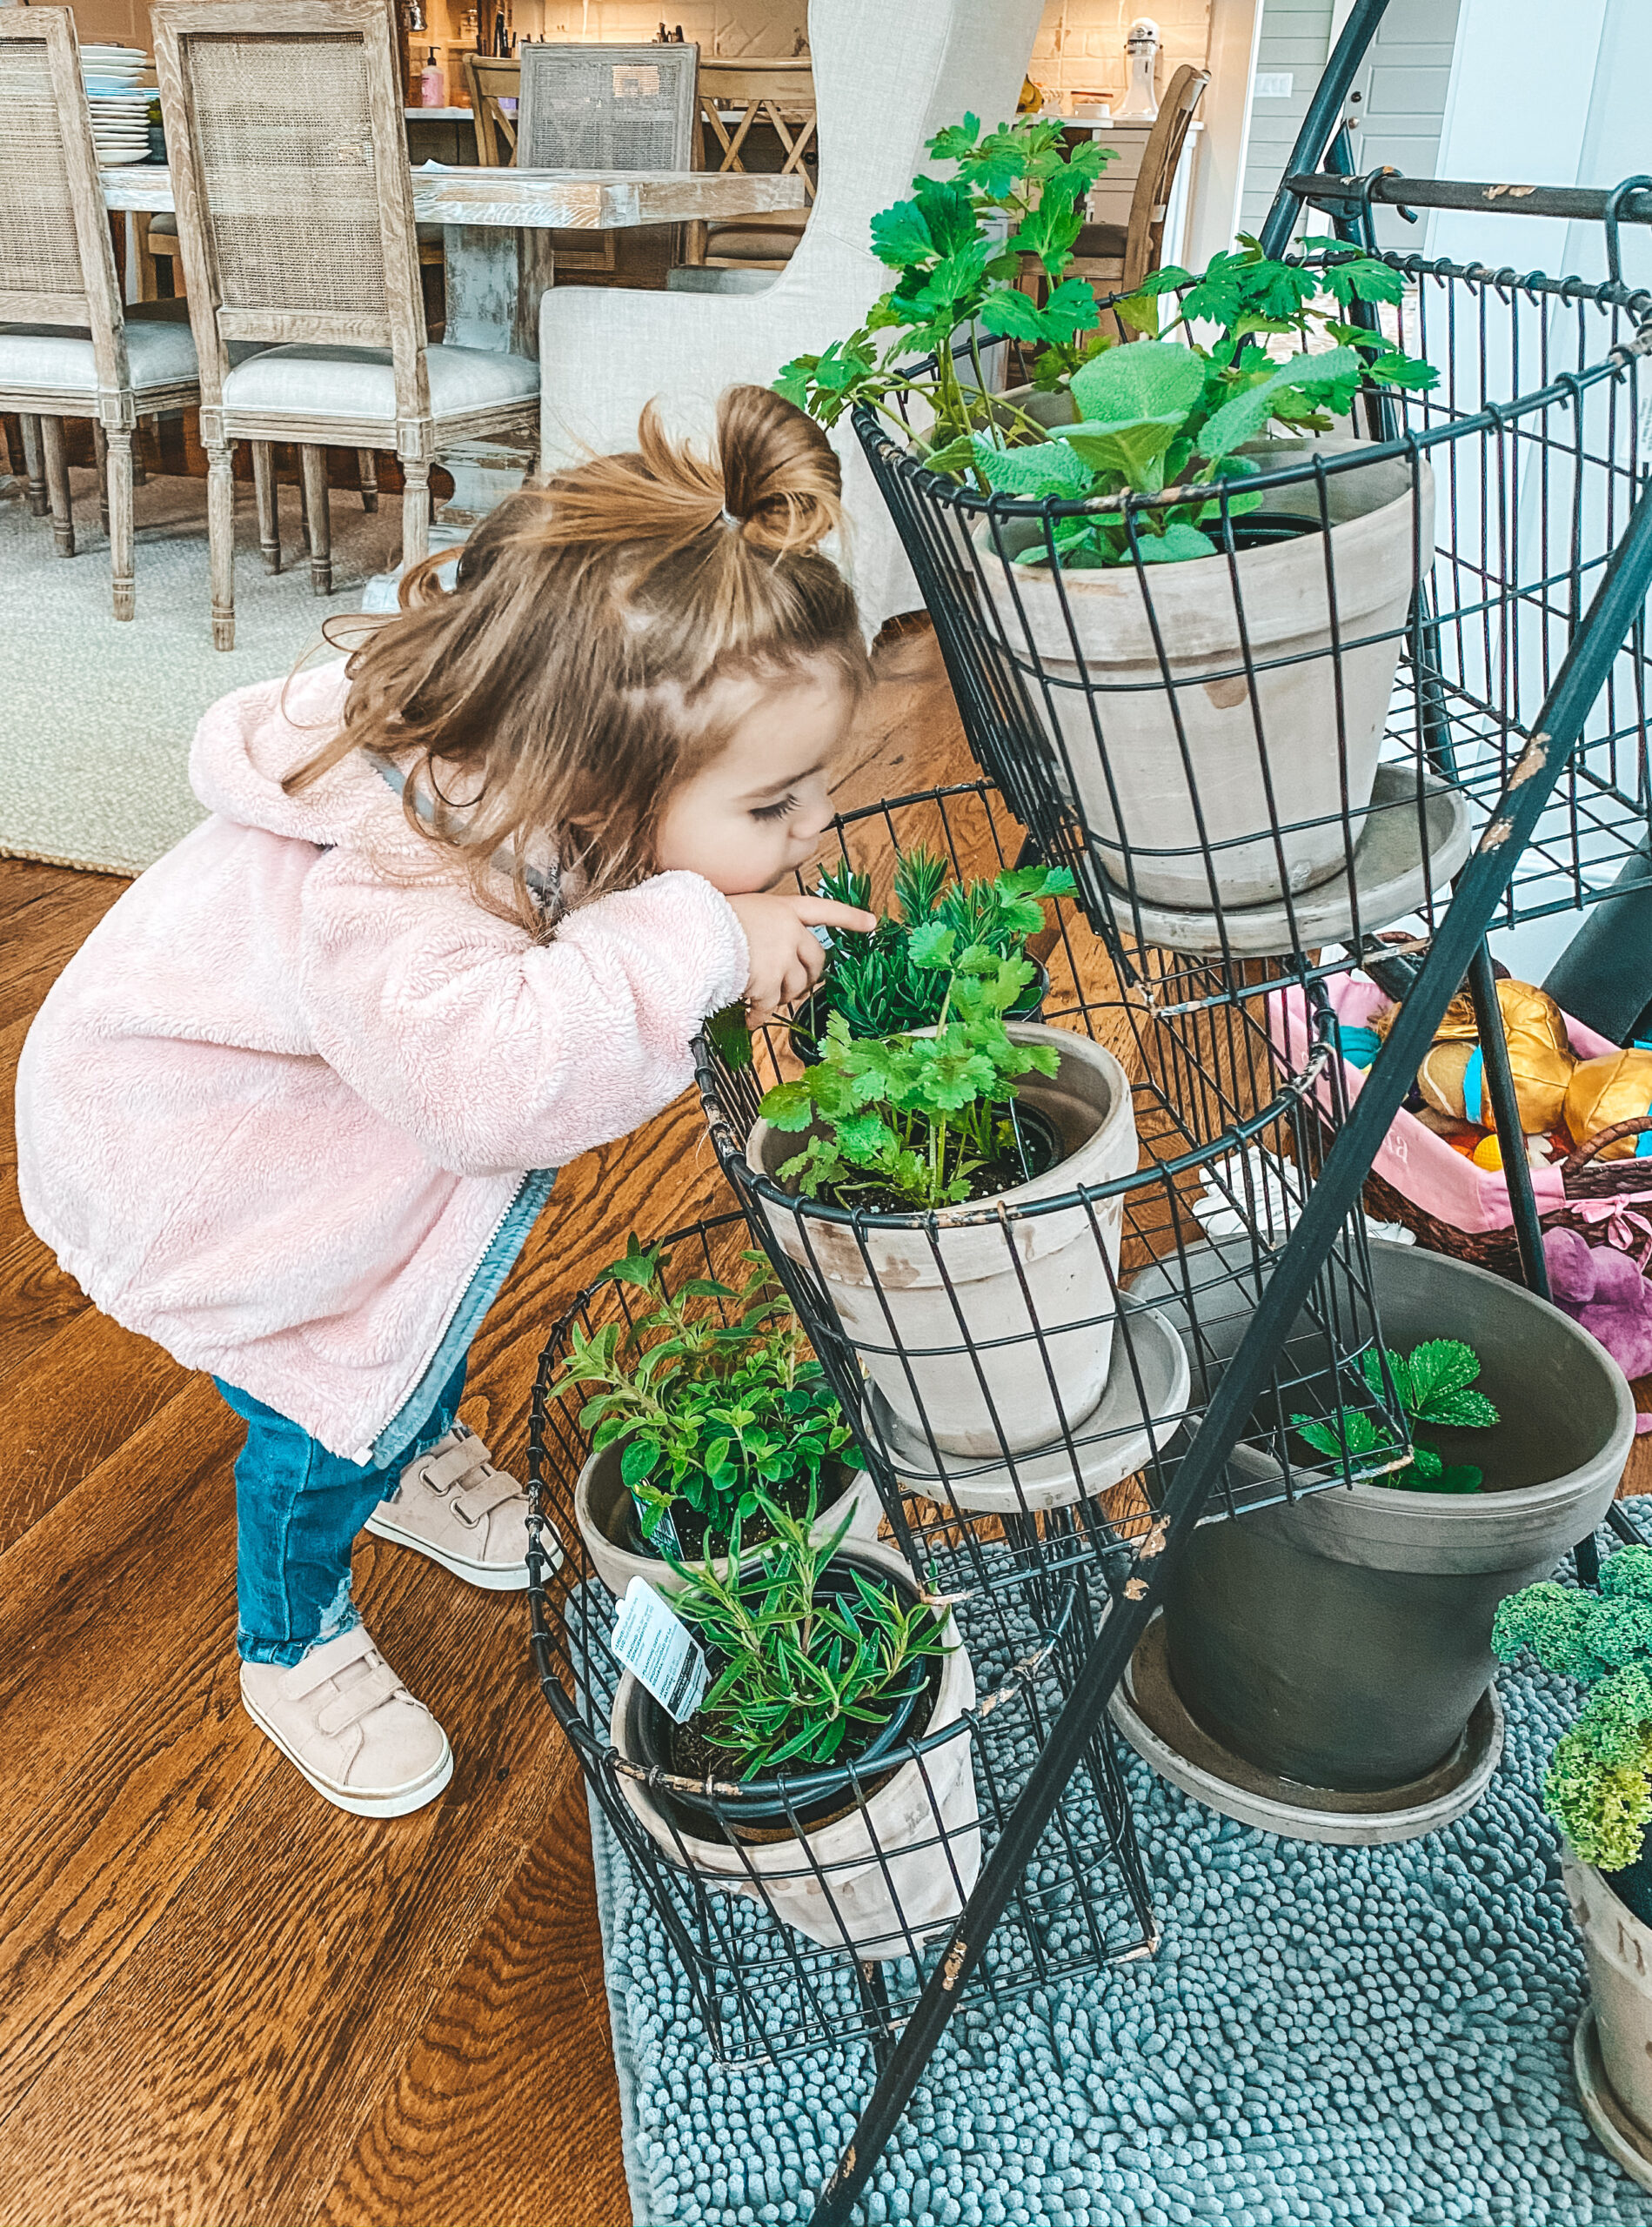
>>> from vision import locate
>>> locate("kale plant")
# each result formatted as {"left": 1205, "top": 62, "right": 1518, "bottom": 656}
{"left": 1495, "top": 1548, "right": 1652, "bottom": 1871}
{"left": 665, "top": 1497, "right": 952, "bottom": 1778}
{"left": 761, "top": 935, "right": 1059, "bottom": 1213}
{"left": 1291, "top": 1338, "right": 1500, "bottom": 1495}
{"left": 553, "top": 1235, "right": 852, "bottom": 1548}
{"left": 803, "top": 848, "right": 1074, "bottom": 1040}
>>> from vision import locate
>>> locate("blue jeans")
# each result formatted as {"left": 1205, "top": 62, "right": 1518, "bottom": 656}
{"left": 219, "top": 1166, "right": 555, "bottom": 1667}
{"left": 219, "top": 1354, "right": 469, "bottom": 1667}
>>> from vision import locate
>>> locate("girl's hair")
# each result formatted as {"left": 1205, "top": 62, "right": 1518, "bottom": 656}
{"left": 287, "top": 384, "right": 870, "bottom": 933}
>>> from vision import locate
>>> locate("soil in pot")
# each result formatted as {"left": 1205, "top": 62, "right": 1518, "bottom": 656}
{"left": 1136, "top": 1237, "right": 1634, "bottom": 1795}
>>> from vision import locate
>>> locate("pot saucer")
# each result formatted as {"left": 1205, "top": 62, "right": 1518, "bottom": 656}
{"left": 1110, "top": 1612, "right": 1503, "bottom": 1845}
{"left": 1091, "top": 763, "right": 1474, "bottom": 959}
{"left": 1573, "top": 2007, "right": 1652, "bottom": 2192}
{"left": 867, "top": 1299, "right": 1191, "bottom": 1514}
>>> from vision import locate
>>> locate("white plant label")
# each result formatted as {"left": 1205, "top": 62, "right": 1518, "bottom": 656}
{"left": 612, "top": 1577, "right": 708, "bottom": 1724}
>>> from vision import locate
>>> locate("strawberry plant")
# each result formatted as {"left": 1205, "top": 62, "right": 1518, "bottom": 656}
{"left": 1291, "top": 1338, "right": 1501, "bottom": 1495}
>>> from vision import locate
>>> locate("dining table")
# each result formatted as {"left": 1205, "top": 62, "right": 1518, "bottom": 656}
{"left": 101, "top": 161, "right": 806, "bottom": 357}
{"left": 99, "top": 160, "right": 805, "bottom": 521}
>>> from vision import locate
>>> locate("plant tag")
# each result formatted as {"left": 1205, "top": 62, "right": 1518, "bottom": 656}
{"left": 639, "top": 1500, "right": 682, "bottom": 1560}
{"left": 612, "top": 1579, "right": 708, "bottom": 1724}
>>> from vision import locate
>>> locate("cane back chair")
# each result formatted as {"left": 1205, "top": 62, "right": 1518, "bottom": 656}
{"left": 153, "top": 0, "right": 538, "bottom": 649}
{"left": 516, "top": 40, "right": 699, "bottom": 278}
{"left": 0, "top": 6, "right": 199, "bottom": 619}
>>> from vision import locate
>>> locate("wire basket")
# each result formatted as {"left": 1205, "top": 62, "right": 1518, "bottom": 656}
{"left": 853, "top": 254, "right": 1652, "bottom": 1006}
{"left": 525, "top": 1211, "right": 1157, "bottom": 2068}
{"left": 692, "top": 780, "right": 1421, "bottom": 1607}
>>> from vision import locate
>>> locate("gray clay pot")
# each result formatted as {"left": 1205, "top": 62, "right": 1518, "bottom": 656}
{"left": 1132, "top": 1238, "right": 1635, "bottom": 1793}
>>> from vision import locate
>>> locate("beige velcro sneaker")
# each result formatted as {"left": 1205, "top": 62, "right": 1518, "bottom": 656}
{"left": 365, "top": 1421, "right": 556, "bottom": 1591}
{"left": 240, "top": 1623, "right": 453, "bottom": 1819}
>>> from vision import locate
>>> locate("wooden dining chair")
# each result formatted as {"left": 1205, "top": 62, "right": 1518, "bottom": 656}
{"left": 516, "top": 41, "right": 699, "bottom": 278}
{"left": 684, "top": 57, "right": 815, "bottom": 276}
{"left": 1067, "top": 64, "right": 1209, "bottom": 303}
{"left": 153, "top": 0, "right": 538, "bottom": 650}
{"left": 0, "top": 6, "right": 200, "bottom": 619}
{"left": 464, "top": 52, "right": 518, "bottom": 167}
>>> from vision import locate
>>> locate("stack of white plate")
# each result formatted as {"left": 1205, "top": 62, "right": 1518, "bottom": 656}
{"left": 81, "top": 45, "right": 154, "bottom": 166}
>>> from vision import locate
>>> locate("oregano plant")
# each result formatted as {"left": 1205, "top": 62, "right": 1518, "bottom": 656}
{"left": 553, "top": 1236, "right": 853, "bottom": 1550}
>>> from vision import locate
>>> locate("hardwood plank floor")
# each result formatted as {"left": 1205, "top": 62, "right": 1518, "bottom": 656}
{"left": 4, "top": 626, "right": 1649, "bottom": 2227}
{"left": 0, "top": 627, "right": 978, "bottom": 2227}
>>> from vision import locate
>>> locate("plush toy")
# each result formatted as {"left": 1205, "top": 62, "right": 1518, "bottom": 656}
{"left": 1563, "top": 1047, "right": 1652, "bottom": 1159}
{"left": 1544, "top": 1227, "right": 1652, "bottom": 1384}
{"left": 1414, "top": 978, "right": 1576, "bottom": 1135}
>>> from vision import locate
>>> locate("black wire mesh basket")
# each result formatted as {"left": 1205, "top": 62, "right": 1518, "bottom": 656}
{"left": 692, "top": 780, "right": 1421, "bottom": 1609}
{"left": 525, "top": 1211, "right": 1157, "bottom": 2067}
{"left": 854, "top": 254, "right": 1652, "bottom": 1006}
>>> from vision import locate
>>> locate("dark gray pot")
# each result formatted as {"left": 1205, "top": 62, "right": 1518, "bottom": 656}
{"left": 1133, "top": 1239, "right": 1635, "bottom": 1793}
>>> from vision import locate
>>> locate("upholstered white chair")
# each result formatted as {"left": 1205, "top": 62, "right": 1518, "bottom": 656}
{"left": 0, "top": 7, "right": 198, "bottom": 620}
{"left": 538, "top": 0, "right": 1042, "bottom": 636}
{"left": 153, "top": 0, "right": 539, "bottom": 650}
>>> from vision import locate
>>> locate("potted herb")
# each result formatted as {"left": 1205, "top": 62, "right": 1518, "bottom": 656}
{"left": 612, "top": 1501, "right": 980, "bottom": 1956}
{"left": 788, "top": 848, "right": 1071, "bottom": 1058}
{"left": 746, "top": 930, "right": 1137, "bottom": 1461}
{"left": 1495, "top": 1550, "right": 1652, "bottom": 2172}
{"left": 554, "top": 1237, "right": 880, "bottom": 1598}
{"left": 1133, "top": 1238, "right": 1635, "bottom": 1803}
{"left": 778, "top": 112, "right": 1439, "bottom": 916}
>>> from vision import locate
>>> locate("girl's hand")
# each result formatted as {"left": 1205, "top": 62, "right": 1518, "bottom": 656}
{"left": 726, "top": 894, "right": 879, "bottom": 1021}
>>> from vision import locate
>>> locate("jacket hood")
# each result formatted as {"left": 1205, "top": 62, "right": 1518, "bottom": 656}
{"left": 189, "top": 661, "right": 425, "bottom": 859}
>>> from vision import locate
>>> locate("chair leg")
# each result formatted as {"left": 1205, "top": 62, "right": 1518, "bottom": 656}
{"left": 20, "top": 415, "right": 48, "bottom": 519}
{"left": 206, "top": 439, "right": 236, "bottom": 651}
{"left": 401, "top": 456, "right": 431, "bottom": 573}
{"left": 299, "top": 445, "right": 331, "bottom": 595}
{"left": 358, "top": 447, "right": 378, "bottom": 513}
{"left": 108, "top": 427, "right": 135, "bottom": 622}
{"left": 251, "top": 441, "right": 280, "bottom": 573}
{"left": 40, "top": 418, "right": 74, "bottom": 556}
{"left": 92, "top": 423, "right": 110, "bottom": 536}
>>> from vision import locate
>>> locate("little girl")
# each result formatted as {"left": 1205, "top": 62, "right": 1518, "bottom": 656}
{"left": 17, "top": 385, "right": 878, "bottom": 1820}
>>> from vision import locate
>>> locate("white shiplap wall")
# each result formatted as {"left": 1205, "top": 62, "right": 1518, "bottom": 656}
{"left": 1237, "top": 0, "right": 1332, "bottom": 234}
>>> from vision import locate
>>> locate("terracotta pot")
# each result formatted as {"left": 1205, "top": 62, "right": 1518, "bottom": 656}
{"left": 746, "top": 1024, "right": 1137, "bottom": 1459}
{"left": 973, "top": 403, "right": 1432, "bottom": 914}
{"left": 1566, "top": 1856, "right": 1652, "bottom": 2175}
{"left": 1134, "top": 1237, "right": 1635, "bottom": 1792}
{"left": 573, "top": 1435, "right": 882, "bottom": 1599}
{"left": 611, "top": 1538, "right": 980, "bottom": 1957}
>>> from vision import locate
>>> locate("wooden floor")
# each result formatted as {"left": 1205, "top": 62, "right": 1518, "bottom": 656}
{"left": 4, "top": 625, "right": 1649, "bottom": 2227}
{"left": 0, "top": 625, "right": 975, "bottom": 2227}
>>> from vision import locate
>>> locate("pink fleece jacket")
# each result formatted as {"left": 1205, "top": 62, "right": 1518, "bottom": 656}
{"left": 17, "top": 663, "right": 749, "bottom": 1461}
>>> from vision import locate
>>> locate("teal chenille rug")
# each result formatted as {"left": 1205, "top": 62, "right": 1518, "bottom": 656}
{"left": 585, "top": 1531, "right": 1652, "bottom": 2227}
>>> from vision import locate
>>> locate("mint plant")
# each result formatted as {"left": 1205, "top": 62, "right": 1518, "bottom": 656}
{"left": 554, "top": 1236, "right": 853, "bottom": 1550}
{"left": 665, "top": 1498, "right": 952, "bottom": 1778}
{"left": 761, "top": 937, "right": 1060, "bottom": 1213}
{"left": 1290, "top": 1338, "right": 1500, "bottom": 1495}
{"left": 775, "top": 103, "right": 1435, "bottom": 571}
{"left": 804, "top": 849, "right": 1074, "bottom": 1041}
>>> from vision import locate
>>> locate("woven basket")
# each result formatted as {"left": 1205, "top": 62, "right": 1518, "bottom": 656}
{"left": 1364, "top": 1114, "right": 1652, "bottom": 1279}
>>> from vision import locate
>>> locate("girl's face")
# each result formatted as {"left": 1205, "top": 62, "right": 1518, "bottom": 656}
{"left": 654, "top": 665, "right": 856, "bottom": 896}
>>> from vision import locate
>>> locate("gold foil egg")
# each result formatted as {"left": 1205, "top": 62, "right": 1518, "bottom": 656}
{"left": 1563, "top": 1048, "right": 1652, "bottom": 1157}
{"left": 1416, "top": 1025, "right": 1573, "bottom": 1134}
{"left": 1433, "top": 977, "right": 1569, "bottom": 1058}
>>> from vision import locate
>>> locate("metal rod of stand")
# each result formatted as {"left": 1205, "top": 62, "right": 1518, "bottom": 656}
{"left": 806, "top": 472, "right": 1652, "bottom": 2227}
{"left": 1466, "top": 945, "right": 1551, "bottom": 1300}
{"left": 1259, "top": 0, "right": 1393, "bottom": 260}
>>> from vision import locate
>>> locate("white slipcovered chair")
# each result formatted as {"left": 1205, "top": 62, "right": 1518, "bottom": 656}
{"left": 537, "top": 0, "right": 1043, "bottom": 636}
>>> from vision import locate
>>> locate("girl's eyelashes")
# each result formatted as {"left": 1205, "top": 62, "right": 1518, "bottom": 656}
{"left": 750, "top": 792, "right": 799, "bottom": 824}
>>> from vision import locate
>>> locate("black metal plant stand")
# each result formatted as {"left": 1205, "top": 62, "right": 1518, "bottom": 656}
{"left": 793, "top": 7, "right": 1652, "bottom": 2215}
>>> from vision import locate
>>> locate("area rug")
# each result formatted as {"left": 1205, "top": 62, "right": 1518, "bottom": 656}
{"left": 0, "top": 463, "right": 398, "bottom": 877}
{"left": 586, "top": 1537, "right": 1652, "bottom": 2227}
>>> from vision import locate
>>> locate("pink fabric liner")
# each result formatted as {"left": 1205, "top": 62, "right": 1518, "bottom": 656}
{"left": 1268, "top": 971, "right": 1652, "bottom": 1236}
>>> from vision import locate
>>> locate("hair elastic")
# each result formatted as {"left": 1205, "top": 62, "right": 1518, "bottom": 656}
{"left": 719, "top": 507, "right": 742, "bottom": 530}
